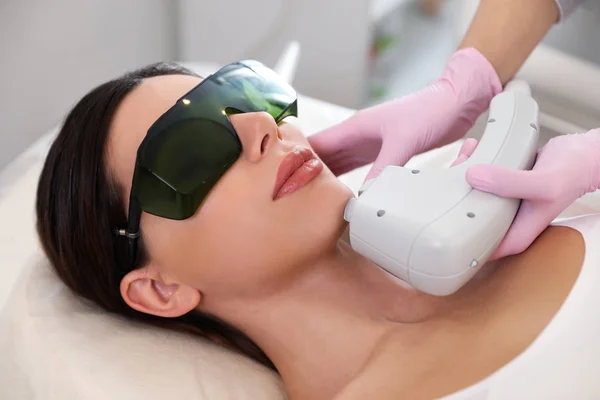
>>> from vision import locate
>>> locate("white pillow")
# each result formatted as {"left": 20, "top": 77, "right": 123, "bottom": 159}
{"left": 0, "top": 253, "right": 286, "bottom": 399}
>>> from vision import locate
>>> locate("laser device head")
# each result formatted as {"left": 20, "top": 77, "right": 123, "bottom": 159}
{"left": 344, "top": 83, "right": 539, "bottom": 296}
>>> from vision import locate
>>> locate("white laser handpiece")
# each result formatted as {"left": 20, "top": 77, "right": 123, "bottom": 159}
{"left": 343, "top": 84, "right": 540, "bottom": 296}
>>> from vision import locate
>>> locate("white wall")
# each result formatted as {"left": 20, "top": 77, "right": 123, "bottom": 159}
{"left": 0, "top": 0, "right": 176, "bottom": 169}
{"left": 0, "top": 0, "right": 372, "bottom": 169}
{"left": 456, "top": 0, "right": 600, "bottom": 66}
{"left": 542, "top": 0, "right": 600, "bottom": 66}
{"left": 176, "top": 0, "right": 372, "bottom": 109}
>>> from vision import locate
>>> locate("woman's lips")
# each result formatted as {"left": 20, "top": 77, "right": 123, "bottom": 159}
{"left": 273, "top": 147, "right": 324, "bottom": 200}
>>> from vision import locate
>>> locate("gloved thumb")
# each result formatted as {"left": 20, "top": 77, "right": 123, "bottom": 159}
{"left": 466, "top": 164, "right": 547, "bottom": 201}
{"left": 365, "top": 138, "right": 414, "bottom": 181}
{"left": 488, "top": 201, "right": 556, "bottom": 260}
{"left": 450, "top": 138, "right": 479, "bottom": 167}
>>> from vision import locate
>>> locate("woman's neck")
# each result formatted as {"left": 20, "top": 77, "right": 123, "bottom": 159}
{"left": 212, "top": 240, "right": 444, "bottom": 400}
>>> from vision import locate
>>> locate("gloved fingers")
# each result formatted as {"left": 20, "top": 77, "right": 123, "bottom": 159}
{"left": 466, "top": 164, "right": 550, "bottom": 201}
{"left": 315, "top": 147, "right": 377, "bottom": 176}
{"left": 309, "top": 131, "right": 381, "bottom": 176}
{"left": 489, "top": 201, "right": 555, "bottom": 260}
{"left": 307, "top": 116, "right": 363, "bottom": 153}
{"left": 450, "top": 138, "right": 479, "bottom": 167}
{"left": 308, "top": 133, "right": 340, "bottom": 160}
{"left": 314, "top": 147, "right": 354, "bottom": 165}
{"left": 365, "top": 137, "right": 416, "bottom": 181}
{"left": 325, "top": 156, "right": 368, "bottom": 177}
{"left": 308, "top": 144, "right": 358, "bottom": 175}
{"left": 322, "top": 140, "right": 381, "bottom": 164}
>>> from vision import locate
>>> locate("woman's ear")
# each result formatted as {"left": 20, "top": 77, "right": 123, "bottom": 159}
{"left": 120, "top": 267, "right": 201, "bottom": 318}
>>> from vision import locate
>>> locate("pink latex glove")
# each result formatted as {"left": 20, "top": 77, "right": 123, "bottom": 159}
{"left": 467, "top": 129, "right": 600, "bottom": 261}
{"left": 308, "top": 48, "right": 502, "bottom": 180}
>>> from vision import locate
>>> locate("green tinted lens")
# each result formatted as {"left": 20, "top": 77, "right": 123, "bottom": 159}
{"left": 137, "top": 117, "right": 240, "bottom": 220}
{"left": 133, "top": 61, "right": 296, "bottom": 220}
{"left": 211, "top": 60, "right": 297, "bottom": 122}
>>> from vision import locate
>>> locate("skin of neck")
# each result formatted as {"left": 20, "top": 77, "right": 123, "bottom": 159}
{"left": 208, "top": 238, "right": 445, "bottom": 400}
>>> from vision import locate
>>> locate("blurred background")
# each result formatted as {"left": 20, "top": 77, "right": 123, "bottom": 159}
{"left": 1, "top": 0, "right": 598, "bottom": 170}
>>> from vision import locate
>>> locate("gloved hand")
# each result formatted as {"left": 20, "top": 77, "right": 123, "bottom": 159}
{"left": 308, "top": 48, "right": 502, "bottom": 180}
{"left": 467, "top": 129, "right": 600, "bottom": 260}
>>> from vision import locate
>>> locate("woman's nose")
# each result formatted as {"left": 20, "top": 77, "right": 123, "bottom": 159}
{"left": 228, "top": 112, "right": 282, "bottom": 163}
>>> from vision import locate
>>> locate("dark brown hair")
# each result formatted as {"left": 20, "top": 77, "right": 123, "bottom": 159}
{"left": 36, "top": 62, "right": 274, "bottom": 370}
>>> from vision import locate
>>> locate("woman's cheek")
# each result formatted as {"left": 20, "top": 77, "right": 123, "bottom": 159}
{"left": 280, "top": 123, "right": 310, "bottom": 146}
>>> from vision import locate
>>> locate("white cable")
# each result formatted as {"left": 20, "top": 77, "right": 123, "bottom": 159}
{"left": 241, "top": 0, "right": 288, "bottom": 60}
{"left": 273, "top": 41, "right": 301, "bottom": 84}
{"left": 504, "top": 80, "right": 531, "bottom": 95}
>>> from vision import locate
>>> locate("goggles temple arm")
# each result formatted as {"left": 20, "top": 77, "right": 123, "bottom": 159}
{"left": 115, "top": 196, "right": 142, "bottom": 271}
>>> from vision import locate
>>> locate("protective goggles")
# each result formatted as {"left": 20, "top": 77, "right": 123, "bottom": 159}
{"left": 116, "top": 60, "right": 297, "bottom": 269}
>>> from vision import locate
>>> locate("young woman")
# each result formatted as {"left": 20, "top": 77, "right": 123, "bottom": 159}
{"left": 36, "top": 61, "right": 600, "bottom": 399}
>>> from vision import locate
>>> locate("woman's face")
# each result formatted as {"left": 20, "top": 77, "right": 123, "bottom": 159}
{"left": 107, "top": 74, "right": 353, "bottom": 304}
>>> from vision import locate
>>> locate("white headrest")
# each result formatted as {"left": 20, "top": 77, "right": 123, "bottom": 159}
{"left": 0, "top": 252, "right": 286, "bottom": 399}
